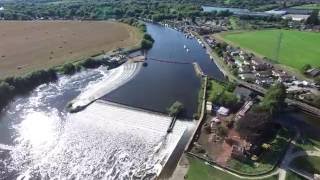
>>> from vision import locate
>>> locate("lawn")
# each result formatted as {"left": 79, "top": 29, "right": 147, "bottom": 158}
{"left": 221, "top": 30, "right": 320, "bottom": 71}
{"left": 186, "top": 156, "right": 278, "bottom": 180}
{"left": 290, "top": 156, "right": 320, "bottom": 175}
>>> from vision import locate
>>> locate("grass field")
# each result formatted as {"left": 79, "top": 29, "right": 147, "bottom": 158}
{"left": 0, "top": 21, "right": 141, "bottom": 77}
{"left": 221, "top": 30, "right": 320, "bottom": 71}
{"left": 186, "top": 156, "right": 278, "bottom": 180}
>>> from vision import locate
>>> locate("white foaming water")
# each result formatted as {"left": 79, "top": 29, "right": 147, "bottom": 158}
{"left": 11, "top": 102, "right": 193, "bottom": 179}
{"left": 69, "top": 62, "right": 142, "bottom": 111}
{"left": 3, "top": 62, "right": 194, "bottom": 179}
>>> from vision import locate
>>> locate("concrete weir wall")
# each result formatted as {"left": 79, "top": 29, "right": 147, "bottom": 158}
{"left": 77, "top": 100, "right": 194, "bottom": 178}
{"left": 68, "top": 61, "right": 142, "bottom": 112}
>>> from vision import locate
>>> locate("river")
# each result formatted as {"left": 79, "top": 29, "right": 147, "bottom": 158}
{"left": 0, "top": 23, "right": 223, "bottom": 179}
{"left": 0, "top": 23, "right": 317, "bottom": 180}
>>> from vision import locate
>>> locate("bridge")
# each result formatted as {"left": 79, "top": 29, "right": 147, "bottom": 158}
{"left": 235, "top": 79, "right": 320, "bottom": 117}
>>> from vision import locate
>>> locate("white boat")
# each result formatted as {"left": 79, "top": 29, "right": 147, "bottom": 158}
{"left": 186, "top": 48, "right": 190, "bottom": 52}
{"left": 184, "top": 45, "right": 187, "bottom": 49}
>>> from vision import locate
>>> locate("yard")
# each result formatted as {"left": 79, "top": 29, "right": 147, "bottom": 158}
{"left": 219, "top": 30, "right": 320, "bottom": 71}
{"left": 227, "top": 128, "right": 291, "bottom": 175}
{"left": 0, "top": 21, "right": 141, "bottom": 77}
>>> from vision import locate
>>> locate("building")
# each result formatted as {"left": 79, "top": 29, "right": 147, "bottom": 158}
{"left": 265, "top": 10, "right": 287, "bottom": 16}
{"left": 239, "top": 73, "right": 256, "bottom": 82}
{"left": 217, "top": 107, "right": 230, "bottom": 116}
{"left": 256, "top": 70, "right": 273, "bottom": 78}
{"left": 239, "top": 65, "right": 252, "bottom": 74}
{"left": 282, "top": 14, "right": 310, "bottom": 21}
{"left": 253, "top": 63, "right": 271, "bottom": 71}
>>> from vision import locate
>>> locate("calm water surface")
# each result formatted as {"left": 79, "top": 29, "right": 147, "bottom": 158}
{"left": 103, "top": 23, "right": 224, "bottom": 118}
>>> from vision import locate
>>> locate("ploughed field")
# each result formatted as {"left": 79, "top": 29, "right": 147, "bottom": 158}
{"left": 221, "top": 30, "right": 320, "bottom": 70}
{"left": 0, "top": 21, "right": 140, "bottom": 77}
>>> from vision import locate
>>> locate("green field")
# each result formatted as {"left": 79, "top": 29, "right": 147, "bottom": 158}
{"left": 186, "top": 156, "right": 278, "bottom": 180}
{"left": 221, "top": 30, "right": 320, "bottom": 70}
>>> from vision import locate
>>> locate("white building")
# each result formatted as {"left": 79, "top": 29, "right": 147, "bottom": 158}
{"left": 282, "top": 14, "right": 310, "bottom": 21}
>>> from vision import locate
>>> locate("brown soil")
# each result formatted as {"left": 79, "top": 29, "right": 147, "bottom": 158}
{"left": 0, "top": 20, "right": 141, "bottom": 77}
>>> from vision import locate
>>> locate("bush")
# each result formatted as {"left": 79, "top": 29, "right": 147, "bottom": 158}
{"left": 0, "top": 68, "right": 58, "bottom": 111}
{"left": 61, "top": 63, "right": 76, "bottom": 75}
{"left": 143, "top": 33, "right": 154, "bottom": 42}
{"left": 141, "top": 39, "right": 153, "bottom": 49}
{"left": 167, "top": 101, "right": 184, "bottom": 117}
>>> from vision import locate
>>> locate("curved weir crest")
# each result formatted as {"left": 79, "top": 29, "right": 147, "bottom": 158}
{"left": 69, "top": 62, "right": 142, "bottom": 111}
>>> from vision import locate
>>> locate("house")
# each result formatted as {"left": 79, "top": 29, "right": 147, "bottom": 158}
{"left": 256, "top": 77, "right": 274, "bottom": 87}
{"left": 230, "top": 51, "right": 240, "bottom": 56}
{"left": 282, "top": 14, "right": 310, "bottom": 21}
{"left": 217, "top": 107, "right": 230, "bottom": 116}
{"left": 239, "top": 65, "right": 252, "bottom": 74}
{"left": 253, "top": 63, "right": 271, "bottom": 71}
{"left": 239, "top": 73, "right": 256, "bottom": 82}
{"left": 306, "top": 68, "right": 320, "bottom": 78}
{"left": 256, "top": 70, "right": 273, "bottom": 78}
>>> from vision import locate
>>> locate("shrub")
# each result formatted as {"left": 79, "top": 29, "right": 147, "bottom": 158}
{"left": 61, "top": 63, "right": 76, "bottom": 75}
{"left": 167, "top": 101, "right": 184, "bottom": 117}
{"left": 141, "top": 39, "right": 153, "bottom": 49}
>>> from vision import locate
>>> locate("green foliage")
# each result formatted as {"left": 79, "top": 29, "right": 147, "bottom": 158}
{"left": 167, "top": 101, "right": 184, "bottom": 117}
{"left": 141, "top": 39, "right": 153, "bottom": 49}
{"left": 61, "top": 63, "right": 76, "bottom": 75}
{"left": 305, "top": 10, "right": 320, "bottom": 25}
{"left": 0, "top": 68, "right": 58, "bottom": 111}
{"left": 207, "top": 80, "right": 239, "bottom": 109}
{"left": 302, "top": 64, "right": 312, "bottom": 73}
{"left": 259, "top": 83, "right": 286, "bottom": 114}
{"left": 143, "top": 33, "right": 154, "bottom": 43}
{"left": 141, "top": 33, "right": 154, "bottom": 49}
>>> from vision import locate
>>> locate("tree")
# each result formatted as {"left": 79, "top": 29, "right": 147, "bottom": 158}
{"left": 302, "top": 64, "right": 312, "bottom": 73}
{"left": 143, "top": 33, "right": 154, "bottom": 43}
{"left": 141, "top": 39, "right": 153, "bottom": 49}
{"left": 259, "top": 83, "right": 286, "bottom": 114}
{"left": 305, "top": 10, "right": 320, "bottom": 26}
{"left": 167, "top": 101, "right": 184, "bottom": 117}
{"left": 61, "top": 63, "right": 76, "bottom": 75}
{"left": 236, "top": 108, "right": 273, "bottom": 143}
